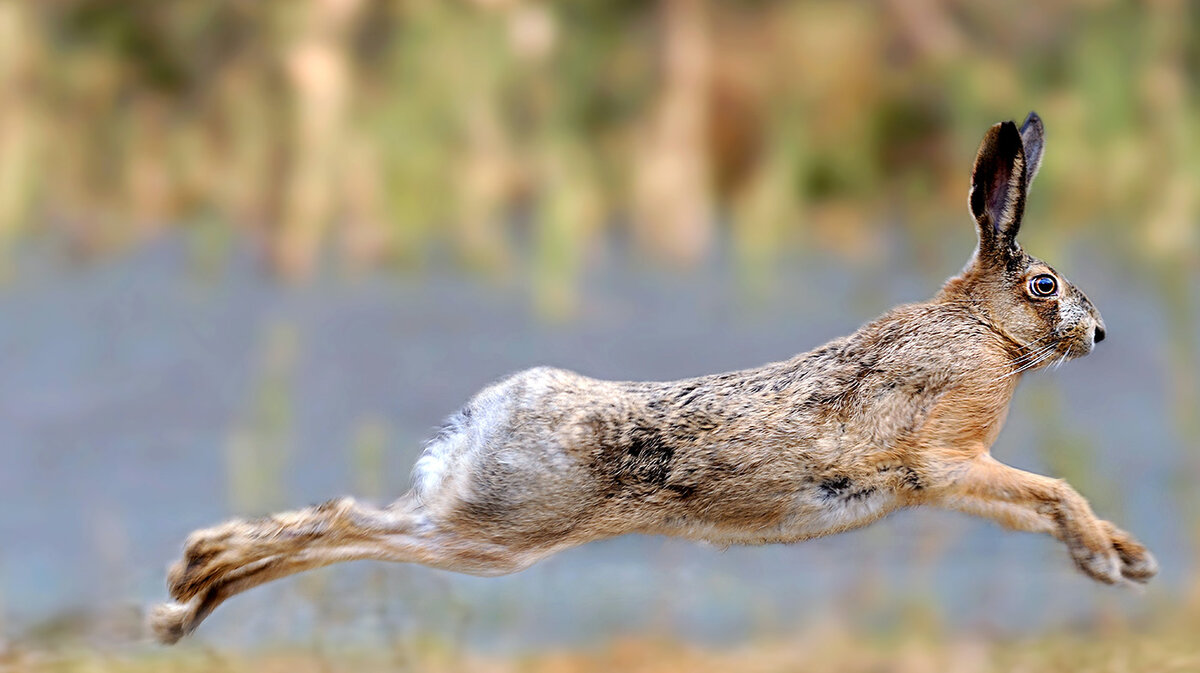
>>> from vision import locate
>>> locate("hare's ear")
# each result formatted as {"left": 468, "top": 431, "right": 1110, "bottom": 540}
{"left": 1019, "top": 111, "right": 1045, "bottom": 191}
{"left": 969, "top": 120, "right": 1027, "bottom": 257}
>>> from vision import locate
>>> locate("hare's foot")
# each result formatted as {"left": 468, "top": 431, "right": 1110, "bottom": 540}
{"left": 167, "top": 522, "right": 259, "bottom": 603}
{"left": 149, "top": 601, "right": 193, "bottom": 645}
{"left": 1063, "top": 519, "right": 1156, "bottom": 585}
{"left": 1101, "top": 521, "right": 1157, "bottom": 584}
{"left": 1063, "top": 525, "right": 1123, "bottom": 585}
{"left": 155, "top": 553, "right": 292, "bottom": 644}
{"left": 168, "top": 498, "right": 361, "bottom": 602}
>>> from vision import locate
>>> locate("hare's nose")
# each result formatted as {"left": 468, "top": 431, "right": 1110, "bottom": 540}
{"left": 1094, "top": 325, "right": 1106, "bottom": 343}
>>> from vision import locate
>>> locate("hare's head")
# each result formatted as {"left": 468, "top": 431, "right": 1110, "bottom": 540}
{"left": 944, "top": 112, "right": 1105, "bottom": 366}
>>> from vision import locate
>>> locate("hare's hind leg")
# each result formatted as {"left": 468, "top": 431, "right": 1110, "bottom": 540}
{"left": 164, "top": 496, "right": 445, "bottom": 604}
{"left": 930, "top": 454, "right": 1156, "bottom": 584}
{"left": 152, "top": 494, "right": 543, "bottom": 644}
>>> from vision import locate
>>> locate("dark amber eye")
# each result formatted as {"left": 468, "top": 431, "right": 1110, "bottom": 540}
{"left": 1029, "top": 274, "right": 1058, "bottom": 297}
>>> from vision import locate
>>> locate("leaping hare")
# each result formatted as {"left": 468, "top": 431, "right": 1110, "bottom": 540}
{"left": 152, "top": 112, "right": 1156, "bottom": 644}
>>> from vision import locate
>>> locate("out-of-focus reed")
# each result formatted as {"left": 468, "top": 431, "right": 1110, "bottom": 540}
{"left": 1, "top": 1, "right": 1194, "bottom": 289}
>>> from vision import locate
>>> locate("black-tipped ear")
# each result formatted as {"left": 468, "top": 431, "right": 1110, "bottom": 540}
{"left": 969, "top": 120, "right": 1026, "bottom": 256}
{"left": 1018, "top": 111, "right": 1044, "bottom": 191}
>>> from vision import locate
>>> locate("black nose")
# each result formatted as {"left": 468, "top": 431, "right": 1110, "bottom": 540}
{"left": 1094, "top": 325, "right": 1106, "bottom": 343}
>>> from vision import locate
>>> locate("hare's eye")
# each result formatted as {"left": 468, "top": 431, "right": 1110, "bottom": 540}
{"left": 1029, "top": 274, "right": 1058, "bottom": 297}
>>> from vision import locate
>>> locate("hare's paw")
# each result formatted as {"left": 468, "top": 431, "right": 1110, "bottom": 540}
{"left": 166, "top": 504, "right": 346, "bottom": 602}
{"left": 1068, "top": 521, "right": 1158, "bottom": 585}
{"left": 1068, "top": 544, "right": 1123, "bottom": 585}
{"left": 148, "top": 601, "right": 195, "bottom": 645}
{"left": 167, "top": 523, "right": 253, "bottom": 602}
{"left": 1102, "top": 522, "right": 1158, "bottom": 584}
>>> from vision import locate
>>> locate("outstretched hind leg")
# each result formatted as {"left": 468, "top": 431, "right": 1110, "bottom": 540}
{"left": 152, "top": 494, "right": 544, "bottom": 643}
{"left": 166, "top": 496, "right": 409, "bottom": 603}
{"left": 154, "top": 543, "right": 435, "bottom": 644}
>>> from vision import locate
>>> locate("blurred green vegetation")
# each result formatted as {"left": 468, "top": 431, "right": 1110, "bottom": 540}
{"left": 0, "top": 0, "right": 1194, "bottom": 286}
{"left": 9, "top": 604, "right": 1200, "bottom": 672}
{"left": 225, "top": 322, "right": 297, "bottom": 513}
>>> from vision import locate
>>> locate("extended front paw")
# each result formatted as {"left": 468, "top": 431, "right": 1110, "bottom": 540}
{"left": 1069, "top": 544, "right": 1123, "bottom": 585}
{"left": 1102, "top": 522, "right": 1158, "bottom": 584}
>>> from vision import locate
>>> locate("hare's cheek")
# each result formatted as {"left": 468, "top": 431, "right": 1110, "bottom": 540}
{"left": 1023, "top": 296, "right": 1059, "bottom": 327}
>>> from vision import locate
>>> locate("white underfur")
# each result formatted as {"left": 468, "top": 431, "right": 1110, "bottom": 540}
{"left": 655, "top": 487, "right": 897, "bottom": 546}
{"left": 411, "top": 375, "right": 518, "bottom": 500}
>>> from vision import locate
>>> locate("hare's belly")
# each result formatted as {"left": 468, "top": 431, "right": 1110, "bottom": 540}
{"left": 666, "top": 481, "right": 899, "bottom": 546}
{"left": 778, "top": 483, "right": 900, "bottom": 540}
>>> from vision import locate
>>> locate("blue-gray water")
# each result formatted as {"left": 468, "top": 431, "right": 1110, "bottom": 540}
{"left": 0, "top": 230, "right": 1195, "bottom": 649}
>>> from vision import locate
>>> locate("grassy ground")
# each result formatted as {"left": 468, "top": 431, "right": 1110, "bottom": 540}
{"left": 9, "top": 609, "right": 1200, "bottom": 673}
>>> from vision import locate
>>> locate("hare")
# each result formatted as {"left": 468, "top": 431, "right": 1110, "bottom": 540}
{"left": 151, "top": 112, "right": 1156, "bottom": 644}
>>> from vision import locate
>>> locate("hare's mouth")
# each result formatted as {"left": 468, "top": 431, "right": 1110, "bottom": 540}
{"left": 1050, "top": 329, "right": 1100, "bottom": 366}
{"left": 1063, "top": 325, "right": 1101, "bottom": 359}
{"left": 1072, "top": 335, "right": 1096, "bottom": 358}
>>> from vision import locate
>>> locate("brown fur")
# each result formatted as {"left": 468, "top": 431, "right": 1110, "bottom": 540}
{"left": 150, "top": 112, "right": 1155, "bottom": 645}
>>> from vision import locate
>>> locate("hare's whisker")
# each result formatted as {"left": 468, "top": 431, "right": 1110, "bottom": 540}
{"left": 1053, "top": 345, "right": 1072, "bottom": 370}
{"left": 998, "top": 345, "right": 1059, "bottom": 381}
{"left": 1010, "top": 335, "right": 1054, "bottom": 363}
{"left": 1009, "top": 342, "right": 1056, "bottom": 368}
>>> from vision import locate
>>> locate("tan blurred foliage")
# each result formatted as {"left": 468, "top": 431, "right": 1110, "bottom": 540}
{"left": 0, "top": 0, "right": 1196, "bottom": 281}
{"left": 8, "top": 604, "right": 1200, "bottom": 673}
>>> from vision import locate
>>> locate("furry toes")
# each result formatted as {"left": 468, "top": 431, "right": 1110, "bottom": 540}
{"left": 166, "top": 500, "right": 354, "bottom": 602}
{"left": 1069, "top": 546, "right": 1124, "bottom": 585}
{"left": 1069, "top": 521, "right": 1157, "bottom": 586}
{"left": 168, "top": 527, "right": 244, "bottom": 602}
{"left": 148, "top": 601, "right": 195, "bottom": 645}
{"left": 1102, "top": 522, "right": 1158, "bottom": 584}
{"left": 1116, "top": 546, "right": 1158, "bottom": 584}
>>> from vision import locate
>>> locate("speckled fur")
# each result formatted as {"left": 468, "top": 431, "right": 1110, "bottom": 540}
{"left": 150, "top": 113, "right": 1155, "bottom": 645}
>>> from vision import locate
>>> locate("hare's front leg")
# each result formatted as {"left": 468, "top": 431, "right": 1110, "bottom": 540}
{"left": 929, "top": 454, "right": 1156, "bottom": 584}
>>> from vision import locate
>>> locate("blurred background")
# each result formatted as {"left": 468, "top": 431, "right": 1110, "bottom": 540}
{"left": 1, "top": 0, "right": 1198, "bottom": 671}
